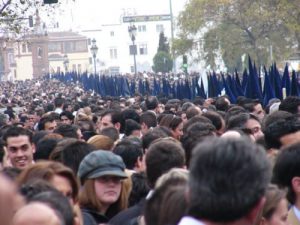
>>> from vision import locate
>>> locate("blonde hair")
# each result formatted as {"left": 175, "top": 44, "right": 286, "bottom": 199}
{"left": 87, "top": 135, "right": 114, "bottom": 151}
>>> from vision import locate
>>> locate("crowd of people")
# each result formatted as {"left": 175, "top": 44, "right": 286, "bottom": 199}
{"left": 0, "top": 77, "right": 300, "bottom": 225}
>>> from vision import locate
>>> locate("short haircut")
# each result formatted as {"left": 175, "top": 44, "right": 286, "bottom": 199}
{"left": 99, "top": 127, "right": 119, "bottom": 142}
{"left": 2, "top": 126, "right": 33, "bottom": 144}
{"left": 60, "top": 111, "right": 74, "bottom": 121}
{"left": 146, "top": 139, "right": 185, "bottom": 188}
{"left": 273, "top": 142, "right": 300, "bottom": 204}
{"left": 124, "top": 119, "right": 141, "bottom": 137}
{"left": 186, "top": 107, "right": 201, "bottom": 120}
{"left": 38, "top": 115, "right": 56, "bottom": 131}
{"left": 215, "top": 96, "right": 230, "bottom": 111}
{"left": 202, "top": 111, "right": 224, "bottom": 131}
{"left": 145, "top": 96, "right": 159, "bottom": 110}
{"left": 140, "top": 111, "right": 157, "bottom": 129}
{"left": 113, "top": 139, "right": 143, "bottom": 170}
{"left": 159, "top": 114, "right": 182, "bottom": 131}
{"left": 279, "top": 96, "right": 300, "bottom": 114}
{"left": 188, "top": 138, "right": 271, "bottom": 222}
{"left": 142, "top": 127, "right": 171, "bottom": 150}
{"left": 183, "top": 115, "right": 212, "bottom": 133}
{"left": 226, "top": 113, "right": 259, "bottom": 131}
{"left": 54, "top": 97, "right": 65, "bottom": 108}
{"left": 54, "top": 124, "right": 79, "bottom": 139}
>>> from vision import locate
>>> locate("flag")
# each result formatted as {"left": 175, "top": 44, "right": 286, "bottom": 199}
{"left": 281, "top": 64, "right": 291, "bottom": 97}
{"left": 262, "top": 67, "right": 275, "bottom": 106}
{"left": 291, "top": 70, "right": 300, "bottom": 96}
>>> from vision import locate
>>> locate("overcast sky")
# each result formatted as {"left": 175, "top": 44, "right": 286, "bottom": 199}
{"left": 50, "top": 0, "right": 188, "bottom": 30}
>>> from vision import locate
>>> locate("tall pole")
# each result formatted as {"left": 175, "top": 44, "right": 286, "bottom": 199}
{"left": 169, "top": 0, "right": 176, "bottom": 74}
{"left": 93, "top": 55, "right": 97, "bottom": 74}
{"left": 133, "top": 38, "right": 137, "bottom": 75}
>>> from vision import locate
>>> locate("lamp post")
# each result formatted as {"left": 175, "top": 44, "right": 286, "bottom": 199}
{"left": 128, "top": 25, "right": 137, "bottom": 75}
{"left": 63, "top": 54, "right": 69, "bottom": 73}
{"left": 90, "top": 38, "right": 98, "bottom": 74}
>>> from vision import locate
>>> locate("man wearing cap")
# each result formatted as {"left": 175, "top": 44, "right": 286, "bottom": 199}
{"left": 78, "top": 150, "right": 128, "bottom": 225}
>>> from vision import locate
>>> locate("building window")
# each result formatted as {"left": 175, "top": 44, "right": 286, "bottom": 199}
{"left": 22, "top": 44, "right": 26, "bottom": 53}
{"left": 156, "top": 24, "right": 164, "bottom": 32}
{"left": 38, "top": 47, "right": 43, "bottom": 58}
{"left": 129, "top": 45, "right": 137, "bottom": 55}
{"left": 139, "top": 44, "right": 148, "bottom": 55}
{"left": 27, "top": 43, "right": 32, "bottom": 52}
{"left": 110, "top": 48, "right": 118, "bottom": 59}
{"left": 110, "top": 31, "right": 114, "bottom": 37}
{"left": 138, "top": 25, "right": 146, "bottom": 32}
{"left": 72, "top": 64, "right": 76, "bottom": 71}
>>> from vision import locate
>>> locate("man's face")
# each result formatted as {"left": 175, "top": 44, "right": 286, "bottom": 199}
{"left": 253, "top": 104, "right": 265, "bottom": 121}
{"left": 6, "top": 135, "right": 35, "bottom": 169}
{"left": 44, "top": 121, "right": 57, "bottom": 132}
{"left": 60, "top": 116, "right": 72, "bottom": 125}
{"left": 245, "top": 118, "right": 264, "bottom": 141}
{"left": 100, "top": 114, "right": 113, "bottom": 131}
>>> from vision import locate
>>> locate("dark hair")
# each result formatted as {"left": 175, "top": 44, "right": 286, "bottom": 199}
{"left": 273, "top": 142, "right": 300, "bottom": 204}
{"left": 226, "top": 113, "right": 259, "bottom": 131}
{"left": 263, "top": 111, "right": 299, "bottom": 149}
{"left": 279, "top": 96, "right": 300, "bottom": 114}
{"left": 145, "top": 96, "right": 159, "bottom": 110}
{"left": 54, "top": 97, "right": 65, "bottom": 108}
{"left": 2, "top": 126, "right": 33, "bottom": 144}
{"left": 183, "top": 115, "right": 212, "bottom": 133}
{"left": 54, "top": 124, "right": 79, "bottom": 139}
{"left": 202, "top": 111, "right": 224, "bottom": 131}
{"left": 181, "top": 122, "right": 216, "bottom": 167}
{"left": 188, "top": 138, "right": 271, "bottom": 222}
{"left": 146, "top": 139, "right": 185, "bottom": 188}
{"left": 99, "top": 127, "right": 119, "bottom": 142}
{"left": 60, "top": 111, "right": 74, "bottom": 121}
{"left": 38, "top": 115, "right": 56, "bottom": 131}
{"left": 224, "top": 106, "right": 247, "bottom": 124}
{"left": 124, "top": 119, "right": 141, "bottom": 137}
{"left": 50, "top": 140, "right": 95, "bottom": 175}
{"left": 31, "top": 190, "right": 75, "bottom": 225}
{"left": 140, "top": 111, "right": 157, "bottom": 129}
{"left": 215, "top": 96, "right": 230, "bottom": 111}
{"left": 141, "top": 127, "right": 171, "bottom": 150}
{"left": 35, "top": 137, "right": 61, "bottom": 160}
{"left": 186, "top": 107, "right": 201, "bottom": 120}
{"left": 128, "top": 172, "right": 150, "bottom": 207}
{"left": 159, "top": 114, "right": 182, "bottom": 131}
{"left": 113, "top": 139, "right": 143, "bottom": 170}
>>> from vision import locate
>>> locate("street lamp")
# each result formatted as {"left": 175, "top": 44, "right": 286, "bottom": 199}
{"left": 128, "top": 24, "right": 137, "bottom": 75}
{"left": 63, "top": 54, "right": 69, "bottom": 73}
{"left": 90, "top": 38, "right": 98, "bottom": 75}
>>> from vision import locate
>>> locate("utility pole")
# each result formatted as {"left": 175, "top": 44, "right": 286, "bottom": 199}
{"left": 169, "top": 0, "right": 176, "bottom": 74}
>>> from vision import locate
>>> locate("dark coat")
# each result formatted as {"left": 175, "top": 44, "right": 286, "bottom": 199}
{"left": 82, "top": 207, "right": 109, "bottom": 225}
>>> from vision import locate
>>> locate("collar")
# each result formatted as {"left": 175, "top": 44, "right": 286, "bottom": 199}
{"left": 178, "top": 216, "right": 206, "bottom": 225}
{"left": 293, "top": 205, "right": 300, "bottom": 222}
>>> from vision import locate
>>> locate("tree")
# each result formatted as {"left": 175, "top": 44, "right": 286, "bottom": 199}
{"left": 152, "top": 51, "right": 173, "bottom": 73}
{"left": 153, "top": 32, "right": 173, "bottom": 73}
{"left": 0, "top": 0, "right": 61, "bottom": 35}
{"left": 175, "top": 0, "right": 295, "bottom": 71}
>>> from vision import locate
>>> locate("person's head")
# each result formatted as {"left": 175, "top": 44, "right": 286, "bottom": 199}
{"left": 141, "top": 126, "right": 171, "bottom": 151}
{"left": 146, "top": 139, "right": 186, "bottom": 188}
{"left": 113, "top": 139, "right": 144, "bottom": 172}
{"left": 54, "top": 124, "right": 80, "bottom": 139}
{"left": 263, "top": 111, "right": 300, "bottom": 149}
{"left": 140, "top": 111, "right": 157, "bottom": 135}
{"left": 60, "top": 111, "right": 74, "bottom": 125}
{"left": 78, "top": 150, "right": 128, "bottom": 216}
{"left": 183, "top": 115, "right": 212, "bottom": 133}
{"left": 87, "top": 135, "right": 114, "bottom": 151}
{"left": 12, "top": 202, "right": 64, "bottom": 225}
{"left": 181, "top": 122, "right": 216, "bottom": 167}
{"left": 159, "top": 114, "right": 183, "bottom": 140}
{"left": 3, "top": 126, "right": 35, "bottom": 169}
{"left": 215, "top": 96, "right": 230, "bottom": 112}
{"left": 273, "top": 142, "right": 300, "bottom": 205}
{"left": 227, "top": 113, "right": 264, "bottom": 141}
{"left": 144, "top": 168, "right": 189, "bottom": 225}
{"left": 54, "top": 97, "right": 65, "bottom": 109}
{"left": 17, "top": 161, "right": 79, "bottom": 205}
{"left": 145, "top": 96, "right": 159, "bottom": 111}
{"left": 186, "top": 106, "right": 202, "bottom": 120}
{"left": 99, "top": 109, "right": 123, "bottom": 132}
{"left": 124, "top": 119, "right": 141, "bottom": 137}
{"left": 34, "top": 136, "right": 62, "bottom": 161}
{"left": 255, "top": 184, "right": 289, "bottom": 225}
{"left": 99, "top": 126, "right": 120, "bottom": 142}
{"left": 243, "top": 100, "right": 265, "bottom": 121}
{"left": 187, "top": 137, "right": 271, "bottom": 224}
{"left": 50, "top": 139, "right": 95, "bottom": 175}
{"left": 128, "top": 172, "right": 150, "bottom": 207}
{"left": 202, "top": 111, "right": 225, "bottom": 136}
{"left": 279, "top": 96, "right": 300, "bottom": 114}
{"left": 38, "top": 115, "right": 57, "bottom": 132}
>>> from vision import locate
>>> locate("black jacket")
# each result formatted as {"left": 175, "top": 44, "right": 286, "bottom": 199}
{"left": 82, "top": 207, "right": 109, "bottom": 225}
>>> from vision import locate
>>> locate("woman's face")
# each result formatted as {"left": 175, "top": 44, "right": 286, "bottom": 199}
{"left": 172, "top": 122, "right": 183, "bottom": 140}
{"left": 264, "top": 199, "right": 289, "bottom": 225}
{"left": 94, "top": 176, "right": 122, "bottom": 207}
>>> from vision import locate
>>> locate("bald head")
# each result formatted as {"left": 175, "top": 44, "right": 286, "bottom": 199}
{"left": 12, "top": 202, "right": 62, "bottom": 225}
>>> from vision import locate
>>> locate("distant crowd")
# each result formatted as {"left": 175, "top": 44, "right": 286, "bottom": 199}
{"left": 0, "top": 77, "right": 299, "bottom": 225}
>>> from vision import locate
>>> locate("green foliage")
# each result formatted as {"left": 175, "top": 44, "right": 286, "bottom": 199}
{"left": 158, "top": 32, "right": 170, "bottom": 53}
{"left": 175, "top": 0, "right": 299, "bottom": 71}
{"left": 152, "top": 51, "right": 173, "bottom": 73}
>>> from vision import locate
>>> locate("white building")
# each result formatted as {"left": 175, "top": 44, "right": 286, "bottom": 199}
{"left": 81, "top": 14, "right": 174, "bottom": 75}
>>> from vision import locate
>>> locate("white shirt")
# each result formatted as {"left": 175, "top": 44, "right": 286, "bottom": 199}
{"left": 178, "top": 216, "right": 206, "bottom": 225}
{"left": 293, "top": 205, "right": 300, "bottom": 222}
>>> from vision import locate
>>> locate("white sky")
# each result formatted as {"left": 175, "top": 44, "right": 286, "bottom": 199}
{"left": 50, "top": 0, "right": 188, "bottom": 30}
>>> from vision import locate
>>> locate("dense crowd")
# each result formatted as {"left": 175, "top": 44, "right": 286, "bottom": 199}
{"left": 0, "top": 77, "right": 299, "bottom": 225}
